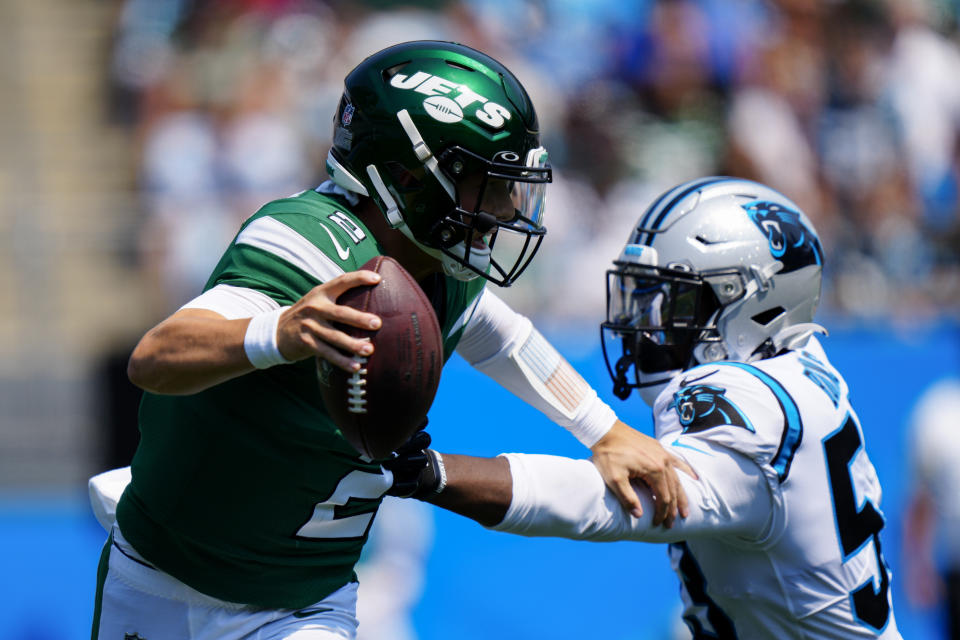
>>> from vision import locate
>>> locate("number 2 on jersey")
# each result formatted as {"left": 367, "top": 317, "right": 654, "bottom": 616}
{"left": 823, "top": 414, "right": 890, "bottom": 631}
{"left": 295, "top": 470, "right": 391, "bottom": 539}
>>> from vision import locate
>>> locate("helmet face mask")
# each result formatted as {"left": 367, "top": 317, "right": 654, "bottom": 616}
{"left": 601, "top": 177, "right": 825, "bottom": 406}
{"left": 601, "top": 263, "right": 723, "bottom": 402}
{"left": 327, "top": 41, "right": 552, "bottom": 286}
{"left": 432, "top": 145, "right": 549, "bottom": 284}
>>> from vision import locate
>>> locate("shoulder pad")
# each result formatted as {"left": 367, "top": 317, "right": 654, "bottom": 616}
{"left": 240, "top": 193, "right": 381, "bottom": 276}
{"left": 656, "top": 362, "right": 802, "bottom": 482}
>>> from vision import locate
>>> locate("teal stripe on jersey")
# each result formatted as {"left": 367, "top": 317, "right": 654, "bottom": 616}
{"left": 715, "top": 362, "right": 803, "bottom": 483}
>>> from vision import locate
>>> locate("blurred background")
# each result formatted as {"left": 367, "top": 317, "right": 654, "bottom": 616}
{"left": 2, "top": 0, "right": 960, "bottom": 637}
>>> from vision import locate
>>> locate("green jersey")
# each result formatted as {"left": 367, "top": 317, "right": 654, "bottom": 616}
{"left": 116, "top": 189, "right": 485, "bottom": 609}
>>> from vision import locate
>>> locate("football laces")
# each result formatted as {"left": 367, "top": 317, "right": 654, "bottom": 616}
{"left": 346, "top": 355, "right": 368, "bottom": 414}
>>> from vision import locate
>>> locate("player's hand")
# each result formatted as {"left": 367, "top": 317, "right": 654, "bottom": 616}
{"left": 590, "top": 420, "right": 697, "bottom": 528}
{"left": 382, "top": 430, "right": 445, "bottom": 499}
{"left": 277, "top": 270, "right": 383, "bottom": 371}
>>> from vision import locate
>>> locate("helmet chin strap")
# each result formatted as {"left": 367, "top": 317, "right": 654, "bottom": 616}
{"left": 396, "top": 110, "right": 457, "bottom": 200}
{"left": 398, "top": 224, "right": 488, "bottom": 282}
{"left": 363, "top": 162, "right": 489, "bottom": 281}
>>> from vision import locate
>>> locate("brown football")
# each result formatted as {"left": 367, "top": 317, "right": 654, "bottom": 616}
{"left": 317, "top": 256, "right": 443, "bottom": 459}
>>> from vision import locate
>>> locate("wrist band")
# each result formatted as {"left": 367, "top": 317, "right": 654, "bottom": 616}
{"left": 429, "top": 450, "right": 447, "bottom": 495}
{"left": 244, "top": 307, "right": 293, "bottom": 369}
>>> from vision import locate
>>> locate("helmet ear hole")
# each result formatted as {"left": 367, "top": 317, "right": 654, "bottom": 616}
{"left": 752, "top": 307, "right": 786, "bottom": 326}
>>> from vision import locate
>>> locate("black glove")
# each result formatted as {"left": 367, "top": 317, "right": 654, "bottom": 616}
{"left": 382, "top": 430, "right": 446, "bottom": 499}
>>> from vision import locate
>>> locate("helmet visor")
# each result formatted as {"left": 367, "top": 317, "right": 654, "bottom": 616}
{"left": 605, "top": 270, "right": 702, "bottom": 343}
{"left": 509, "top": 146, "right": 549, "bottom": 228}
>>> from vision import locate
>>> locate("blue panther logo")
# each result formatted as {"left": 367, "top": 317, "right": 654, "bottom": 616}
{"left": 743, "top": 201, "right": 823, "bottom": 274}
{"left": 670, "top": 384, "right": 754, "bottom": 434}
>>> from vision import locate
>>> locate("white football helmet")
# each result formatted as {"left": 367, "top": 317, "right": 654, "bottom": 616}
{"left": 601, "top": 177, "right": 825, "bottom": 406}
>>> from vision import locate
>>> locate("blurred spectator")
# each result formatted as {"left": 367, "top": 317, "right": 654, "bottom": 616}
{"left": 886, "top": 0, "right": 960, "bottom": 232}
{"left": 903, "top": 374, "right": 960, "bottom": 639}
{"left": 725, "top": 1, "right": 826, "bottom": 218}
{"left": 104, "top": 0, "right": 960, "bottom": 325}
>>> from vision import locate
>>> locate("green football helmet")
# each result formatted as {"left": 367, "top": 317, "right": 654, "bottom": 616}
{"left": 327, "top": 40, "right": 551, "bottom": 286}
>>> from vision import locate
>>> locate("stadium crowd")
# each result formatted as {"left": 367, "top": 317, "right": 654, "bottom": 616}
{"left": 104, "top": 0, "right": 960, "bottom": 327}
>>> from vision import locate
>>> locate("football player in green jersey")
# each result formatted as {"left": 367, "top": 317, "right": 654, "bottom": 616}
{"left": 90, "top": 41, "right": 690, "bottom": 640}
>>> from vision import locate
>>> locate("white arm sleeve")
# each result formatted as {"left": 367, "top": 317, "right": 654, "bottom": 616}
{"left": 493, "top": 439, "right": 773, "bottom": 543}
{"left": 455, "top": 289, "right": 616, "bottom": 447}
{"left": 178, "top": 284, "right": 280, "bottom": 319}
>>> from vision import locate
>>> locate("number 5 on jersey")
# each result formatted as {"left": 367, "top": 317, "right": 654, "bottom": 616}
{"left": 824, "top": 414, "right": 891, "bottom": 631}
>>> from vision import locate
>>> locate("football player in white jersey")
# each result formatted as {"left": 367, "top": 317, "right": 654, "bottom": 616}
{"left": 386, "top": 177, "right": 903, "bottom": 639}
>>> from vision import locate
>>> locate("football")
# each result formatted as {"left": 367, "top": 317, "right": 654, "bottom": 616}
{"left": 317, "top": 256, "right": 443, "bottom": 459}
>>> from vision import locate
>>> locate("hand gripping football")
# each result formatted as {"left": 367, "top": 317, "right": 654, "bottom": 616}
{"left": 317, "top": 256, "right": 443, "bottom": 459}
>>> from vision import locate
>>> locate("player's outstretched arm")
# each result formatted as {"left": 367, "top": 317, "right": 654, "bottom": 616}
{"left": 383, "top": 436, "right": 513, "bottom": 528}
{"left": 387, "top": 441, "right": 769, "bottom": 543}
{"left": 456, "top": 289, "right": 693, "bottom": 526}
{"left": 127, "top": 270, "right": 383, "bottom": 395}
{"left": 430, "top": 454, "right": 513, "bottom": 527}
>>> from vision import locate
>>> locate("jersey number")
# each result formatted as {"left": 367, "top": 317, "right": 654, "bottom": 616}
{"left": 823, "top": 415, "right": 890, "bottom": 631}
{"left": 295, "top": 470, "right": 390, "bottom": 539}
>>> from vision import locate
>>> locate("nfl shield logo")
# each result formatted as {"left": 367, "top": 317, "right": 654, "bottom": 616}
{"left": 342, "top": 103, "right": 355, "bottom": 126}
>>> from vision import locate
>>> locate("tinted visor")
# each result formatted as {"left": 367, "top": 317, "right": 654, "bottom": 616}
{"left": 601, "top": 265, "right": 719, "bottom": 395}
{"left": 606, "top": 270, "right": 702, "bottom": 348}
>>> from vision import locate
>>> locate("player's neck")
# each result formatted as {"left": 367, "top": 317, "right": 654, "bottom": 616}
{"left": 355, "top": 197, "right": 443, "bottom": 283}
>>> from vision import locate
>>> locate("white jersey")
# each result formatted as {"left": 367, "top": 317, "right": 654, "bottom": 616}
{"left": 495, "top": 338, "right": 901, "bottom": 638}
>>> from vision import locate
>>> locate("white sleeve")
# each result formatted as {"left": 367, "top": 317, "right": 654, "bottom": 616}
{"left": 455, "top": 289, "right": 616, "bottom": 447}
{"left": 178, "top": 284, "right": 281, "bottom": 319}
{"left": 492, "top": 438, "right": 773, "bottom": 543}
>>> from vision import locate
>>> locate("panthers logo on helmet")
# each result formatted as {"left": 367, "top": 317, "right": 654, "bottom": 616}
{"left": 670, "top": 384, "right": 754, "bottom": 434}
{"left": 743, "top": 201, "right": 823, "bottom": 274}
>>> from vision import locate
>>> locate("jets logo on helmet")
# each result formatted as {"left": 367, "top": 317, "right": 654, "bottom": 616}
{"left": 423, "top": 95, "right": 464, "bottom": 123}
{"left": 389, "top": 70, "right": 513, "bottom": 129}
{"left": 326, "top": 41, "right": 550, "bottom": 287}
